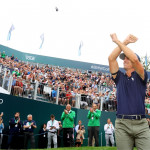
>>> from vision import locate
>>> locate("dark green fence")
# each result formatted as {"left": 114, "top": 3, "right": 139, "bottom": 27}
{"left": 0, "top": 93, "right": 116, "bottom": 148}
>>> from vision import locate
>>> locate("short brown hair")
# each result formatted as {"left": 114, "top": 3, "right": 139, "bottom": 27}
{"left": 50, "top": 114, "right": 55, "bottom": 118}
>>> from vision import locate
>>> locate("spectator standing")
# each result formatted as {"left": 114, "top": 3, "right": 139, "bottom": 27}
{"left": 38, "top": 123, "right": 47, "bottom": 148}
{"left": 103, "top": 90, "right": 110, "bottom": 111}
{"left": 46, "top": 114, "right": 59, "bottom": 148}
{"left": 61, "top": 104, "right": 76, "bottom": 147}
{"left": 66, "top": 89, "right": 72, "bottom": 105}
{"left": 23, "top": 114, "right": 37, "bottom": 149}
{"left": 76, "top": 125, "right": 85, "bottom": 147}
{"left": 51, "top": 87, "right": 57, "bottom": 103}
{"left": 87, "top": 103, "right": 101, "bottom": 147}
{"left": 7, "top": 112, "right": 23, "bottom": 149}
{"left": 57, "top": 121, "right": 63, "bottom": 147}
{"left": 104, "top": 118, "right": 115, "bottom": 146}
{"left": 75, "top": 120, "right": 82, "bottom": 133}
{"left": 0, "top": 112, "right": 4, "bottom": 149}
{"left": 59, "top": 89, "right": 66, "bottom": 105}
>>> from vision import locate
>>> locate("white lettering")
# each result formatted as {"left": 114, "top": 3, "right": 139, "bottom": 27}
{"left": 25, "top": 55, "right": 35, "bottom": 61}
{"left": 91, "top": 65, "right": 109, "bottom": 71}
{"left": 0, "top": 99, "right": 3, "bottom": 104}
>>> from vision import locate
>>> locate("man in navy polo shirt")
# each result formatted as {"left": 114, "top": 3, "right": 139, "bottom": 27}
{"left": 108, "top": 33, "right": 150, "bottom": 150}
{"left": 23, "top": 114, "right": 37, "bottom": 149}
{"left": 7, "top": 112, "right": 23, "bottom": 149}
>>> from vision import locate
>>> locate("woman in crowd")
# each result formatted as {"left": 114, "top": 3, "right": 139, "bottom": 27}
{"left": 75, "top": 125, "right": 85, "bottom": 147}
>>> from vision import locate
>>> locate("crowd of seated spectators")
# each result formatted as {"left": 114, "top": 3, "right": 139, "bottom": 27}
{"left": 0, "top": 50, "right": 150, "bottom": 112}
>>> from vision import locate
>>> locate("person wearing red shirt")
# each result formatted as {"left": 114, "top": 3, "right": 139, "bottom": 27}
{"left": 66, "top": 89, "right": 72, "bottom": 105}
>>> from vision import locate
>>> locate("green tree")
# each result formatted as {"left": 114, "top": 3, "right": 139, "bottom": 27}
{"left": 141, "top": 55, "right": 150, "bottom": 71}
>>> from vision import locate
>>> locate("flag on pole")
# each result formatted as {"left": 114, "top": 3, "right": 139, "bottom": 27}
{"left": 78, "top": 41, "right": 83, "bottom": 56}
{"left": 145, "top": 53, "right": 148, "bottom": 66}
{"left": 7, "top": 24, "right": 15, "bottom": 40}
{"left": 39, "top": 33, "right": 44, "bottom": 49}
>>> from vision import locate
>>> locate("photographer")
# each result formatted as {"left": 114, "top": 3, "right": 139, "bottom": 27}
{"left": 75, "top": 125, "right": 85, "bottom": 147}
{"left": 46, "top": 114, "right": 59, "bottom": 148}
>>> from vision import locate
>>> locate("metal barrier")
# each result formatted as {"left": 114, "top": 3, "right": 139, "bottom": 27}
{"left": 75, "top": 94, "right": 81, "bottom": 109}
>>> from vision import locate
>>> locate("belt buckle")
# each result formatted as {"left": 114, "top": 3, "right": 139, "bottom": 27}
{"left": 136, "top": 115, "right": 141, "bottom": 120}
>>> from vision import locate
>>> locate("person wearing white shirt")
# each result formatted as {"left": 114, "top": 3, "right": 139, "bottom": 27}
{"left": 46, "top": 114, "right": 59, "bottom": 148}
{"left": 75, "top": 120, "right": 82, "bottom": 133}
{"left": 104, "top": 118, "right": 115, "bottom": 147}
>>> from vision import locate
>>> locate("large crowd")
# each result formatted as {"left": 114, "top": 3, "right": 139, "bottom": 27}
{"left": 0, "top": 50, "right": 117, "bottom": 111}
{"left": 0, "top": 50, "right": 150, "bottom": 112}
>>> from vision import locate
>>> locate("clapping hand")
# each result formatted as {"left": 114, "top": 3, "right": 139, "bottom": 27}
{"left": 64, "top": 109, "right": 68, "bottom": 114}
{"left": 90, "top": 108, "right": 93, "bottom": 113}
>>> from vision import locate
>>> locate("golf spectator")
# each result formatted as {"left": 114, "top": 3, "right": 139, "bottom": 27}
{"left": 7, "top": 112, "right": 23, "bottom": 149}
{"left": 46, "top": 114, "right": 59, "bottom": 148}
{"left": 75, "top": 124, "right": 85, "bottom": 147}
{"left": 87, "top": 103, "right": 101, "bottom": 147}
{"left": 61, "top": 104, "right": 76, "bottom": 147}
{"left": 104, "top": 118, "right": 115, "bottom": 147}
{"left": 23, "top": 114, "right": 37, "bottom": 149}
{"left": 38, "top": 123, "right": 47, "bottom": 148}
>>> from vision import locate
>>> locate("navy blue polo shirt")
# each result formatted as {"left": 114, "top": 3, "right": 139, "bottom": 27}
{"left": 23, "top": 120, "right": 36, "bottom": 132}
{"left": 9, "top": 118, "right": 23, "bottom": 134}
{"left": 112, "top": 70, "right": 148, "bottom": 115}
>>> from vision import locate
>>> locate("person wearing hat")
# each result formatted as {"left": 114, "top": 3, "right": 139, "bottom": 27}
{"left": 108, "top": 33, "right": 150, "bottom": 150}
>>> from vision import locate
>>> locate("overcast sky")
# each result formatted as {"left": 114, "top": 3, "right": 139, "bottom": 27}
{"left": 0, "top": 0, "right": 150, "bottom": 67}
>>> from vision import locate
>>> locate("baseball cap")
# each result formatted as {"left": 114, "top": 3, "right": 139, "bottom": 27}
{"left": 119, "top": 53, "right": 140, "bottom": 61}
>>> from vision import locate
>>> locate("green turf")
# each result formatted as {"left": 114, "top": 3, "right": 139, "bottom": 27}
{"left": 33, "top": 146, "right": 137, "bottom": 150}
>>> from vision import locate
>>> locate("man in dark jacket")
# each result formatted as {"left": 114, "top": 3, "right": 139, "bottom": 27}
{"left": 7, "top": 112, "right": 23, "bottom": 149}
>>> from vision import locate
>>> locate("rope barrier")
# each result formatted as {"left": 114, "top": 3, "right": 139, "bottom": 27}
{"left": 0, "top": 131, "right": 103, "bottom": 139}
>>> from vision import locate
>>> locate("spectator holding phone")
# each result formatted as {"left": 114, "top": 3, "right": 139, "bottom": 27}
{"left": 46, "top": 114, "right": 59, "bottom": 148}
{"left": 75, "top": 124, "right": 85, "bottom": 147}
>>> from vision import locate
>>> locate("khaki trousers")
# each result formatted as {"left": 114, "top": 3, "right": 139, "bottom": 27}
{"left": 115, "top": 118, "right": 150, "bottom": 150}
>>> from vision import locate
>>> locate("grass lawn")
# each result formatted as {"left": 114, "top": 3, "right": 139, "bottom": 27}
{"left": 33, "top": 146, "right": 137, "bottom": 150}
